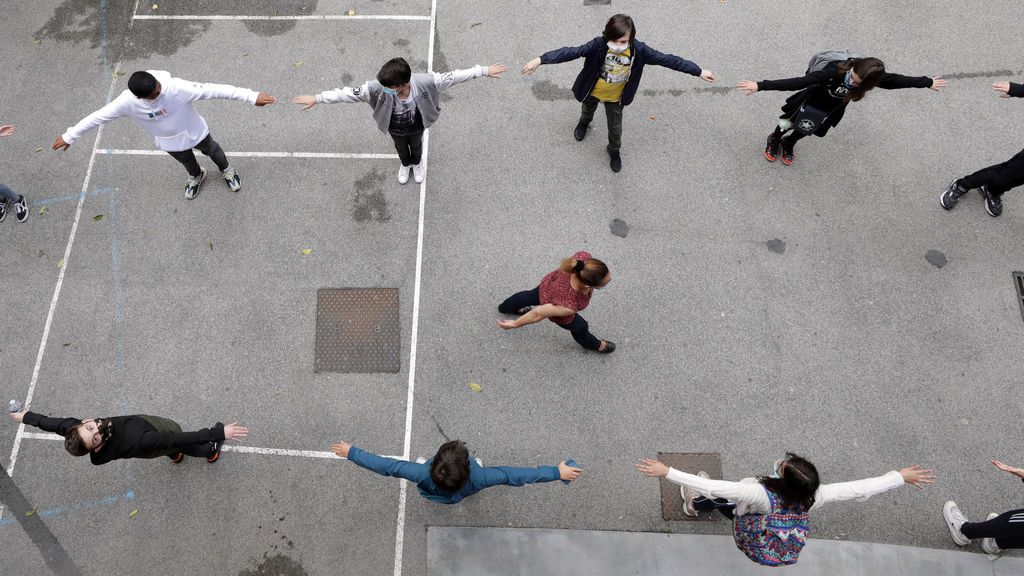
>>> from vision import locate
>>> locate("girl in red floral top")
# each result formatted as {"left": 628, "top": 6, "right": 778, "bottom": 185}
{"left": 497, "top": 251, "right": 615, "bottom": 353}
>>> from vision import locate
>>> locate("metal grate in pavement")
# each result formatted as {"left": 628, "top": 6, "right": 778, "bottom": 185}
{"left": 314, "top": 288, "right": 400, "bottom": 373}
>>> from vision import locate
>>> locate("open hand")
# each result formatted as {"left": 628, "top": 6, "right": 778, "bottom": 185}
{"left": 255, "top": 92, "right": 277, "bottom": 106}
{"left": 9, "top": 410, "right": 26, "bottom": 423}
{"left": 929, "top": 76, "right": 947, "bottom": 91}
{"left": 52, "top": 136, "right": 70, "bottom": 151}
{"left": 331, "top": 441, "right": 352, "bottom": 459}
{"left": 700, "top": 69, "right": 715, "bottom": 83}
{"left": 993, "top": 81, "right": 1012, "bottom": 97}
{"left": 496, "top": 319, "right": 518, "bottom": 330}
{"left": 635, "top": 458, "right": 669, "bottom": 478}
{"left": 899, "top": 465, "right": 936, "bottom": 489}
{"left": 992, "top": 459, "right": 1024, "bottom": 477}
{"left": 0, "top": 125, "right": 15, "bottom": 137}
{"left": 292, "top": 95, "right": 317, "bottom": 111}
{"left": 487, "top": 64, "right": 509, "bottom": 78}
{"left": 559, "top": 461, "right": 583, "bottom": 481}
{"left": 736, "top": 80, "right": 759, "bottom": 95}
{"left": 521, "top": 57, "right": 541, "bottom": 76}
{"left": 223, "top": 422, "right": 249, "bottom": 441}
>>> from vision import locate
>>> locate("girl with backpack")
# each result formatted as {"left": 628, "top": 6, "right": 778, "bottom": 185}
{"left": 635, "top": 453, "right": 935, "bottom": 566}
{"left": 736, "top": 53, "right": 946, "bottom": 166}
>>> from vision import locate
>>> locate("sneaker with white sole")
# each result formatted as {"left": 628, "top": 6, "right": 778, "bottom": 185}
{"left": 13, "top": 195, "right": 28, "bottom": 222}
{"left": 680, "top": 471, "right": 709, "bottom": 517}
{"left": 222, "top": 168, "right": 241, "bottom": 192}
{"left": 185, "top": 168, "right": 207, "bottom": 200}
{"left": 412, "top": 163, "right": 425, "bottom": 183}
{"left": 981, "top": 185, "right": 1003, "bottom": 217}
{"left": 0, "top": 199, "right": 7, "bottom": 223}
{"left": 981, "top": 512, "right": 1001, "bottom": 555}
{"left": 943, "top": 501, "right": 971, "bottom": 546}
{"left": 398, "top": 165, "right": 411, "bottom": 185}
{"left": 474, "top": 457, "right": 483, "bottom": 467}
{"left": 940, "top": 179, "right": 967, "bottom": 210}
{"left": 415, "top": 456, "right": 427, "bottom": 464}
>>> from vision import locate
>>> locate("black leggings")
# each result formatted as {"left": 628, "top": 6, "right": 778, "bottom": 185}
{"left": 167, "top": 133, "right": 229, "bottom": 178}
{"left": 694, "top": 495, "right": 736, "bottom": 520}
{"left": 961, "top": 509, "right": 1024, "bottom": 549}
{"left": 498, "top": 287, "right": 603, "bottom": 351}
{"left": 772, "top": 124, "right": 808, "bottom": 147}
{"left": 390, "top": 131, "right": 424, "bottom": 167}
{"left": 958, "top": 147, "right": 1024, "bottom": 198}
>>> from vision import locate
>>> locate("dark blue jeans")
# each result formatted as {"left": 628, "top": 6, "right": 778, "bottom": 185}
{"left": 0, "top": 182, "right": 18, "bottom": 203}
{"left": 499, "top": 287, "right": 602, "bottom": 351}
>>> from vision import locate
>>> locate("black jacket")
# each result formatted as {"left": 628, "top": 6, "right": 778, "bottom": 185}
{"left": 23, "top": 412, "right": 225, "bottom": 465}
{"left": 540, "top": 36, "right": 702, "bottom": 106}
{"left": 1010, "top": 82, "right": 1024, "bottom": 98}
{"left": 757, "top": 61, "right": 933, "bottom": 136}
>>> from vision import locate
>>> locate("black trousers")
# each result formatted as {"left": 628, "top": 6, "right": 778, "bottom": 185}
{"left": 166, "top": 133, "right": 228, "bottom": 178}
{"left": 390, "top": 131, "right": 424, "bottom": 166}
{"left": 498, "top": 287, "right": 603, "bottom": 351}
{"left": 694, "top": 496, "right": 736, "bottom": 520}
{"left": 961, "top": 509, "right": 1024, "bottom": 549}
{"left": 958, "top": 147, "right": 1024, "bottom": 198}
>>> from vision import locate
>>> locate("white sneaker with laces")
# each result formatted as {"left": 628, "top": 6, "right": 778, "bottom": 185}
{"left": 398, "top": 165, "right": 411, "bottom": 185}
{"left": 222, "top": 167, "right": 241, "bottom": 192}
{"left": 943, "top": 501, "right": 971, "bottom": 546}
{"left": 415, "top": 456, "right": 427, "bottom": 464}
{"left": 185, "top": 167, "right": 207, "bottom": 200}
{"left": 474, "top": 457, "right": 483, "bottom": 467}
{"left": 680, "top": 471, "right": 709, "bottom": 517}
{"left": 412, "top": 163, "right": 425, "bottom": 183}
{"left": 981, "top": 512, "right": 1001, "bottom": 555}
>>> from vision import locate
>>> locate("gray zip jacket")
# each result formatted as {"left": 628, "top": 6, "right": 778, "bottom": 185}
{"left": 315, "top": 66, "right": 488, "bottom": 133}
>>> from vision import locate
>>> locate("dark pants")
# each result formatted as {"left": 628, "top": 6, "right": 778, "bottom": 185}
{"left": 961, "top": 509, "right": 1024, "bottom": 549}
{"left": 390, "top": 131, "right": 424, "bottom": 166}
{"left": 694, "top": 496, "right": 736, "bottom": 520}
{"left": 958, "top": 147, "right": 1024, "bottom": 198}
{"left": 0, "top": 182, "right": 18, "bottom": 203}
{"left": 774, "top": 125, "right": 807, "bottom": 148}
{"left": 140, "top": 415, "right": 214, "bottom": 459}
{"left": 167, "top": 133, "right": 229, "bottom": 178}
{"left": 580, "top": 96, "right": 624, "bottom": 151}
{"left": 498, "top": 287, "right": 603, "bottom": 351}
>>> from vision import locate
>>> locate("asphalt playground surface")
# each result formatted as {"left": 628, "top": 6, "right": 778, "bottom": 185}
{"left": 1, "top": 1, "right": 1023, "bottom": 575}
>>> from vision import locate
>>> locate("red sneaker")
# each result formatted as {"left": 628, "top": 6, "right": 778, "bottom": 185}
{"left": 764, "top": 132, "right": 781, "bottom": 162}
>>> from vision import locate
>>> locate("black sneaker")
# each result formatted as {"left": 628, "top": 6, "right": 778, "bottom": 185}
{"left": 940, "top": 180, "right": 967, "bottom": 210}
{"left": 607, "top": 147, "right": 622, "bottom": 173}
{"left": 981, "top": 185, "right": 1003, "bottom": 217}
{"left": 764, "top": 132, "right": 782, "bottom": 162}
{"left": 598, "top": 340, "right": 616, "bottom": 354}
{"left": 185, "top": 167, "right": 207, "bottom": 200}
{"left": 207, "top": 422, "right": 225, "bottom": 463}
{"left": 780, "top": 136, "right": 795, "bottom": 166}
{"left": 574, "top": 121, "right": 589, "bottom": 141}
{"left": 0, "top": 199, "right": 7, "bottom": 223}
{"left": 13, "top": 195, "right": 28, "bottom": 223}
{"left": 222, "top": 168, "right": 241, "bottom": 192}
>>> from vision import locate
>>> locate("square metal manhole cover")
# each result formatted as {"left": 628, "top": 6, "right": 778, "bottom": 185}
{"left": 657, "top": 452, "right": 724, "bottom": 521}
{"left": 314, "top": 288, "right": 400, "bottom": 373}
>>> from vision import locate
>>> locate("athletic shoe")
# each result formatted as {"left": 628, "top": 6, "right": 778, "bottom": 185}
{"left": 780, "top": 136, "right": 795, "bottom": 166}
{"left": 940, "top": 180, "right": 967, "bottom": 210}
{"left": 0, "top": 199, "right": 7, "bottom": 223}
{"left": 168, "top": 452, "right": 185, "bottom": 464}
{"left": 943, "top": 501, "right": 971, "bottom": 546}
{"left": 680, "top": 471, "right": 710, "bottom": 517}
{"left": 415, "top": 456, "right": 427, "bottom": 464}
{"left": 981, "top": 185, "right": 1003, "bottom": 217}
{"left": 474, "top": 457, "right": 483, "bottom": 467}
{"left": 764, "top": 132, "right": 782, "bottom": 162}
{"left": 412, "top": 163, "right": 425, "bottom": 183}
{"left": 397, "top": 164, "right": 411, "bottom": 185}
{"left": 598, "top": 341, "right": 616, "bottom": 354}
{"left": 981, "top": 512, "right": 1001, "bottom": 555}
{"left": 185, "top": 168, "right": 207, "bottom": 200}
{"left": 207, "top": 422, "right": 225, "bottom": 463}
{"left": 222, "top": 168, "right": 241, "bottom": 192}
{"left": 574, "top": 121, "right": 589, "bottom": 141}
{"left": 607, "top": 147, "right": 622, "bottom": 173}
{"left": 516, "top": 306, "right": 534, "bottom": 315}
{"left": 13, "top": 195, "right": 28, "bottom": 222}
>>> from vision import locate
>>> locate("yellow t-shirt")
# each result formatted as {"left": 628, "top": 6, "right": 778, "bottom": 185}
{"left": 590, "top": 47, "right": 633, "bottom": 103}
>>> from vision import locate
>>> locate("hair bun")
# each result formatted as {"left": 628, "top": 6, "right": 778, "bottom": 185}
{"left": 574, "top": 260, "right": 586, "bottom": 273}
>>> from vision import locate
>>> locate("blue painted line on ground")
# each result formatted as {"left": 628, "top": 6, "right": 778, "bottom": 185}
{"left": 33, "top": 187, "right": 112, "bottom": 208}
{"left": 0, "top": 490, "right": 134, "bottom": 527}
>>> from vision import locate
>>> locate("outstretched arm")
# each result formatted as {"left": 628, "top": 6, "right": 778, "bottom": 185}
{"left": 335, "top": 442, "right": 430, "bottom": 484}
{"left": 177, "top": 78, "right": 274, "bottom": 105}
{"left": 877, "top": 73, "right": 944, "bottom": 91}
{"left": 643, "top": 46, "right": 710, "bottom": 81}
{"left": 993, "top": 81, "right": 1024, "bottom": 98}
{"left": 434, "top": 64, "right": 508, "bottom": 92}
{"left": 637, "top": 459, "right": 770, "bottom": 511}
{"left": 496, "top": 303, "right": 576, "bottom": 330}
{"left": 293, "top": 82, "right": 374, "bottom": 110}
{"left": 55, "top": 97, "right": 128, "bottom": 149}
{"left": 478, "top": 463, "right": 562, "bottom": 488}
{"left": 992, "top": 459, "right": 1024, "bottom": 480}
{"left": 814, "top": 466, "right": 934, "bottom": 509}
{"left": 738, "top": 68, "right": 833, "bottom": 94}
{"left": 136, "top": 422, "right": 236, "bottom": 452}
{"left": 523, "top": 37, "right": 604, "bottom": 75}
{"left": 13, "top": 411, "right": 82, "bottom": 436}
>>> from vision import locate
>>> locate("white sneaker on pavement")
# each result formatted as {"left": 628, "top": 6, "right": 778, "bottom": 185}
{"left": 398, "top": 165, "right": 411, "bottom": 185}
{"left": 981, "top": 512, "right": 1001, "bottom": 555}
{"left": 412, "top": 163, "right": 425, "bottom": 183}
{"left": 680, "top": 471, "right": 709, "bottom": 517}
{"left": 943, "top": 501, "right": 971, "bottom": 546}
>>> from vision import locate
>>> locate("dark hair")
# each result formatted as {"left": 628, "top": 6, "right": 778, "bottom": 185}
{"left": 64, "top": 423, "right": 90, "bottom": 457}
{"left": 377, "top": 58, "right": 412, "bottom": 88}
{"left": 127, "top": 71, "right": 158, "bottom": 99}
{"left": 758, "top": 453, "right": 820, "bottom": 510}
{"left": 429, "top": 440, "right": 470, "bottom": 492}
{"left": 603, "top": 14, "right": 636, "bottom": 43}
{"left": 836, "top": 57, "right": 886, "bottom": 102}
{"left": 559, "top": 254, "right": 609, "bottom": 287}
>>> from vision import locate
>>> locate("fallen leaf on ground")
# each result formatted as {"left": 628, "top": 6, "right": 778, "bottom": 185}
{"left": 25, "top": 509, "right": 36, "bottom": 517}
{"left": 33, "top": 40, "right": 42, "bottom": 45}
{"left": 208, "top": 240, "right": 214, "bottom": 251}
{"left": 114, "top": 70, "right": 126, "bottom": 77}
{"left": 61, "top": 342, "right": 71, "bottom": 347}
{"left": 467, "top": 382, "right": 482, "bottom": 393}
{"left": 301, "top": 248, "right": 313, "bottom": 256}
{"left": 38, "top": 206, "right": 47, "bottom": 215}
{"left": 293, "top": 62, "right": 304, "bottom": 67}
{"left": 129, "top": 509, "right": 139, "bottom": 518}
{"left": 56, "top": 258, "right": 64, "bottom": 269}
{"left": 151, "top": 4, "right": 158, "bottom": 10}
{"left": 470, "top": 22, "right": 482, "bottom": 29}
{"left": 347, "top": 9, "right": 356, "bottom": 16}
{"left": 35, "top": 147, "right": 43, "bottom": 153}
{"left": 92, "top": 214, "right": 103, "bottom": 221}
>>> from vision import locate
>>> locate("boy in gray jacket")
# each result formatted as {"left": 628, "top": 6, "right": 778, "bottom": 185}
{"left": 293, "top": 58, "right": 507, "bottom": 184}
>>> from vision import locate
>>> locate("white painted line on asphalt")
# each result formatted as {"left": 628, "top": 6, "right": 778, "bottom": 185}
{"left": 5, "top": 0, "right": 142, "bottom": 480}
{"left": 134, "top": 14, "right": 431, "bottom": 21}
{"left": 20, "top": 432, "right": 62, "bottom": 441}
{"left": 95, "top": 148, "right": 400, "bottom": 159}
{"left": 393, "top": 1, "right": 437, "bottom": 574}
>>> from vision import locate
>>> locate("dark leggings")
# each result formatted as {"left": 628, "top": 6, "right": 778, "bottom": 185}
{"left": 694, "top": 495, "right": 736, "bottom": 520}
{"left": 390, "top": 131, "right": 424, "bottom": 166}
{"left": 772, "top": 125, "right": 808, "bottom": 147}
{"left": 960, "top": 509, "right": 1024, "bottom": 549}
{"left": 958, "top": 147, "right": 1024, "bottom": 197}
{"left": 167, "top": 133, "right": 229, "bottom": 178}
{"left": 498, "top": 287, "right": 603, "bottom": 351}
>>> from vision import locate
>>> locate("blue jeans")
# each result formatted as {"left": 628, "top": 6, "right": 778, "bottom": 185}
{"left": 0, "top": 182, "right": 18, "bottom": 203}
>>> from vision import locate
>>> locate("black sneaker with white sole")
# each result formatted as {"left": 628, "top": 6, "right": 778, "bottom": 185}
{"left": 185, "top": 167, "right": 207, "bottom": 200}
{"left": 13, "top": 195, "right": 28, "bottom": 222}
{"left": 940, "top": 180, "right": 967, "bottom": 210}
{"left": 0, "top": 199, "right": 7, "bottom": 223}
{"left": 222, "top": 168, "right": 241, "bottom": 192}
{"left": 981, "top": 185, "right": 1003, "bottom": 217}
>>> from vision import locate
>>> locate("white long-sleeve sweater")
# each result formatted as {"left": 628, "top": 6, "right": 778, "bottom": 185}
{"left": 665, "top": 468, "right": 905, "bottom": 516}
{"left": 62, "top": 71, "right": 258, "bottom": 152}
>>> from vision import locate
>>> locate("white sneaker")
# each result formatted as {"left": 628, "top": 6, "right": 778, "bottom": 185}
{"left": 474, "top": 457, "right": 483, "bottom": 467}
{"left": 222, "top": 167, "right": 241, "bottom": 192}
{"left": 397, "top": 165, "right": 411, "bottom": 185}
{"left": 981, "top": 512, "right": 1001, "bottom": 555}
{"left": 415, "top": 456, "right": 427, "bottom": 464}
{"left": 680, "top": 471, "right": 709, "bottom": 517}
{"left": 943, "top": 501, "right": 971, "bottom": 546}
{"left": 412, "top": 163, "right": 425, "bottom": 183}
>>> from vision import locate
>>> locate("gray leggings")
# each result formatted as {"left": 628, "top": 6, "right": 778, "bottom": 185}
{"left": 166, "top": 133, "right": 228, "bottom": 178}
{"left": 0, "top": 182, "right": 18, "bottom": 203}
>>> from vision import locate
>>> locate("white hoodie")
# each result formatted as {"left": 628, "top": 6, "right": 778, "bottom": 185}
{"left": 62, "top": 71, "right": 259, "bottom": 152}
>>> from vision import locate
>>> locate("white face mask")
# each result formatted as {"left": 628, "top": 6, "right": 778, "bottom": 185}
{"left": 607, "top": 41, "right": 629, "bottom": 53}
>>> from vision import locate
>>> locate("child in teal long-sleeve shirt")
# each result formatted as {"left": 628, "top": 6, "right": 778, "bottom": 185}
{"left": 331, "top": 439, "right": 581, "bottom": 504}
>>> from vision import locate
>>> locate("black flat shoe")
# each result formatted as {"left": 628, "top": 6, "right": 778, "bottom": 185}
{"left": 598, "top": 341, "right": 616, "bottom": 354}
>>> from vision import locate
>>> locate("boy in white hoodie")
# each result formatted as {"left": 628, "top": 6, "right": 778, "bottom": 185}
{"left": 53, "top": 71, "right": 276, "bottom": 199}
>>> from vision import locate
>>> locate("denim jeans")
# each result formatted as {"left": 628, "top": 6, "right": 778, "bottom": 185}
{"left": 0, "top": 182, "right": 18, "bottom": 203}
